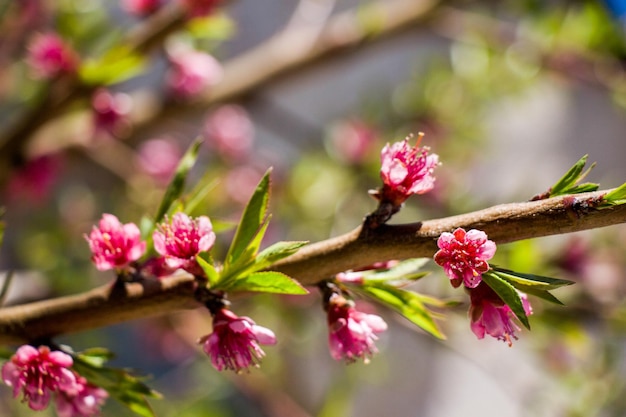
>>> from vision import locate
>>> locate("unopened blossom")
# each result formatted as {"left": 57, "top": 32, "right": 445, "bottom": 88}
{"left": 85, "top": 214, "right": 146, "bottom": 271}
{"left": 204, "top": 105, "right": 255, "bottom": 161}
{"left": 27, "top": 33, "right": 78, "bottom": 79}
{"left": 153, "top": 212, "right": 216, "bottom": 273}
{"left": 377, "top": 133, "right": 439, "bottom": 206}
{"left": 121, "top": 0, "right": 162, "bottom": 16}
{"left": 199, "top": 308, "right": 277, "bottom": 373}
{"left": 434, "top": 228, "right": 496, "bottom": 289}
{"left": 468, "top": 282, "right": 533, "bottom": 346}
{"left": 167, "top": 49, "right": 222, "bottom": 99}
{"left": 55, "top": 376, "right": 108, "bottom": 417}
{"left": 2, "top": 345, "right": 77, "bottom": 411}
{"left": 91, "top": 89, "right": 133, "bottom": 138}
{"left": 179, "top": 0, "right": 221, "bottom": 18}
{"left": 326, "top": 294, "right": 387, "bottom": 363}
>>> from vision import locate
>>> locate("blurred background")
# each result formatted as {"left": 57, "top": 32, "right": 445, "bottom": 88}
{"left": 1, "top": 0, "right": 626, "bottom": 416}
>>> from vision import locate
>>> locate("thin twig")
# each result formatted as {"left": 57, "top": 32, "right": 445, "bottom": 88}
{"left": 0, "top": 189, "right": 624, "bottom": 345}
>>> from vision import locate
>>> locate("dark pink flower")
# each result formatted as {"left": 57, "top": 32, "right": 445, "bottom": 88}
{"left": 178, "top": 0, "right": 221, "bottom": 18}
{"left": 434, "top": 228, "right": 496, "bottom": 289}
{"left": 326, "top": 295, "right": 387, "bottom": 363}
{"left": 153, "top": 212, "right": 216, "bottom": 273}
{"left": 91, "top": 89, "right": 133, "bottom": 138}
{"left": 136, "top": 137, "right": 182, "bottom": 185}
{"left": 121, "top": 0, "right": 162, "bottom": 16}
{"left": 468, "top": 282, "right": 533, "bottom": 346}
{"left": 199, "top": 308, "right": 277, "bottom": 373}
{"left": 85, "top": 214, "right": 146, "bottom": 271}
{"left": 204, "top": 105, "right": 255, "bottom": 161}
{"left": 27, "top": 33, "right": 78, "bottom": 79}
{"left": 55, "top": 376, "right": 108, "bottom": 417}
{"left": 2, "top": 346, "right": 77, "bottom": 411}
{"left": 167, "top": 49, "right": 222, "bottom": 99}
{"left": 378, "top": 133, "right": 439, "bottom": 206}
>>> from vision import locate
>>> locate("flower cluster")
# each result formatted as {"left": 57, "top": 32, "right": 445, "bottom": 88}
{"left": 377, "top": 133, "right": 439, "bottom": 207}
{"left": 199, "top": 308, "right": 277, "bottom": 373}
{"left": 2, "top": 345, "right": 107, "bottom": 416}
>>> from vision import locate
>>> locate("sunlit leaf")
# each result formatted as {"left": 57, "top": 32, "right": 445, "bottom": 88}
{"left": 196, "top": 255, "right": 219, "bottom": 287}
{"left": 548, "top": 155, "right": 598, "bottom": 197}
{"left": 491, "top": 267, "right": 573, "bottom": 290}
{"left": 225, "top": 271, "right": 308, "bottom": 295}
{"left": 482, "top": 272, "right": 530, "bottom": 330}
{"left": 602, "top": 182, "right": 626, "bottom": 206}
{"left": 79, "top": 46, "right": 145, "bottom": 85}
{"left": 250, "top": 241, "right": 308, "bottom": 272}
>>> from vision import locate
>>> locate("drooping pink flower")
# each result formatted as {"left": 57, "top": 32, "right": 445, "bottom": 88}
{"left": 2, "top": 346, "right": 77, "bottom": 411}
{"left": 136, "top": 137, "right": 182, "bottom": 185}
{"left": 434, "top": 228, "right": 496, "bottom": 289}
{"left": 27, "top": 33, "right": 78, "bottom": 79}
{"left": 91, "top": 89, "right": 133, "bottom": 138}
{"left": 85, "top": 214, "right": 146, "bottom": 271}
{"left": 121, "top": 0, "right": 162, "bottom": 16}
{"left": 378, "top": 133, "right": 439, "bottom": 206}
{"left": 167, "top": 49, "right": 222, "bottom": 99}
{"left": 153, "top": 212, "right": 216, "bottom": 273}
{"left": 326, "top": 295, "right": 387, "bottom": 363}
{"left": 199, "top": 308, "right": 277, "bottom": 373}
{"left": 468, "top": 282, "right": 533, "bottom": 346}
{"left": 204, "top": 105, "right": 255, "bottom": 161}
{"left": 55, "top": 376, "right": 108, "bottom": 417}
{"left": 178, "top": 0, "right": 221, "bottom": 18}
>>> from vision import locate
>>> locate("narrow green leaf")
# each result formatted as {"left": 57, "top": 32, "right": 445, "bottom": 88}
{"left": 117, "top": 393, "right": 156, "bottom": 417}
{"left": 251, "top": 241, "right": 308, "bottom": 272}
{"left": 491, "top": 267, "right": 573, "bottom": 290}
{"left": 361, "top": 282, "right": 445, "bottom": 339}
{"left": 550, "top": 155, "right": 588, "bottom": 196}
{"left": 226, "top": 271, "right": 308, "bottom": 295}
{"left": 154, "top": 139, "right": 202, "bottom": 223}
{"left": 513, "top": 286, "right": 565, "bottom": 305}
{"left": 196, "top": 255, "right": 219, "bottom": 287}
{"left": 79, "top": 46, "right": 145, "bottom": 85}
{"left": 482, "top": 272, "right": 530, "bottom": 330}
{"left": 184, "top": 176, "right": 219, "bottom": 215}
{"left": 224, "top": 169, "right": 271, "bottom": 265}
{"left": 567, "top": 183, "right": 599, "bottom": 194}
{"left": 603, "top": 182, "right": 626, "bottom": 206}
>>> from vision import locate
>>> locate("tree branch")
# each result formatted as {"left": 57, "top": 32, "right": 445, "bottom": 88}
{"left": 0, "top": 189, "right": 624, "bottom": 345}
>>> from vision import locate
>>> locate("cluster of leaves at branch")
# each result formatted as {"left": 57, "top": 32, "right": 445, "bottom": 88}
{"left": 531, "top": 155, "right": 599, "bottom": 200}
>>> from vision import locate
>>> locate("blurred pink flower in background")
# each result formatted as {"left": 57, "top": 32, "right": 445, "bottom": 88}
{"left": 204, "top": 105, "right": 255, "bottom": 161}
{"left": 121, "top": 0, "right": 162, "bottom": 16}
{"left": 91, "top": 89, "right": 133, "bottom": 138}
{"left": 327, "top": 119, "right": 378, "bottom": 164}
{"left": 199, "top": 308, "right": 277, "bottom": 373}
{"left": 167, "top": 49, "right": 222, "bottom": 99}
{"left": 224, "top": 165, "right": 263, "bottom": 204}
{"left": 5, "top": 154, "right": 62, "bottom": 204}
{"left": 27, "top": 33, "right": 78, "bottom": 79}
{"left": 179, "top": 0, "right": 221, "bottom": 18}
{"left": 85, "top": 214, "right": 146, "bottom": 271}
{"left": 136, "top": 137, "right": 182, "bottom": 185}
{"left": 55, "top": 376, "right": 108, "bottom": 417}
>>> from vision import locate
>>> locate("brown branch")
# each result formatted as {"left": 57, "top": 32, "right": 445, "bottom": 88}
{"left": 0, "top": 189, "right": 625, "bottom": 345}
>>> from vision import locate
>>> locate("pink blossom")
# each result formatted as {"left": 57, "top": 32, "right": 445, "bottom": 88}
{"left": 153, "top": 212, "right": 216, "bottom": 273}
{"left": 55, "top": 376, "right": 108, "bottom": 417}
{"left": 328, "top": 119, "right": 377, "bottom": 164}
{"left": 5, "top": 154, "right": 62, "bottom": 204}
{"left": 85, "top": 214, "right": 146, "bottom": 271}
{"left": 27, "top": 33, "right": 78, "bottom": 79}
{"left": 2, "top": 346, "right": 77, "bottom": 411}
{"left": 468, "top": 282, "right": 533, "bottom": 346}
{"left": 434, "top": 228, "right": 496, "bottom": 289}
{"left": 204, "top": 105, "right": 255, "bottom": 161}
{"left": 167, "top": 49, "right": 222, "bottom": 99}
{"left": 136, "top": 137, "right": 182, "bottom": 185}
{"left": 199, "top": 308, "right": 277, "bottom": 373}
{"left": 91, "top": 89, "right": 133, "bottom": 138}
{"left": 326, "top": 295, "right": 387, "bottom": 363}
{"left": 378, "top": 133, "right": 439, "bottom": 206}
{"left": 121, "top": 0, "right": 162, "bottom": 16}
{"left": 179, "top": 0, "right": 221, "bottom": 18}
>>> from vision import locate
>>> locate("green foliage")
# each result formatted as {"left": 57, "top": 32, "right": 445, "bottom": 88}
{"left": 490, "top": 267, "right": 573, "bottom": 305}
{"left": 79, "top": 46, "right": 146, "bottom": 85}
{"left": 71, "top": 348, "right": 161, "bottom": 417}
{"left": 482, "top": 271, "right": 531, "bottom": 330}
{"left": 602, "top": 182, "right": 626, "bottom": 206}
{"left": 225, "top": 271, "right": 307, "bottom": 294}
{"left": 547, "top": 154, "right": 599, "bottom": 198}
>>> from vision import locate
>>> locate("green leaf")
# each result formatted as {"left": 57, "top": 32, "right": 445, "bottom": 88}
{"left": 79, "top": 46, "right": 145, "bottom": 85}
{"left": 491, "top": 267, "right": 574, "bottom": 290}
{"left": 225, "top": 271, "right": 308, "bottom": 294}
{"left": 187, "top": 13, "right": 236, "bottom": 40}
{"left": 482, "top": 272, "right": 530, "bottom": 330}
{"left": 512, "top": 286, "right": 565, "bottom": 305}
{"left": 184, "top": 176, "right": 219, "bottom": 215}
{"left": 250, "top": 241, "right": 308, "bottom": 272}
{"left": 196, "top": 255, "right": 219, "bottom": 287}
{"left": 154, "top": 138, "right": 202, "bottom": 223}
{"left": 224, "top": 169, "right": 271, "bottom": 266}
{"left": 219, "top": 216, "right": 271, "bottom": 285}
{"left": 550, "top": 155, "right": 596, "bottom": 197}
{"left": 360, "top": 282, "right": 445, "bottom": 339}
{"left": 603, "top": 182, "right": 626, "bottom": 206}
